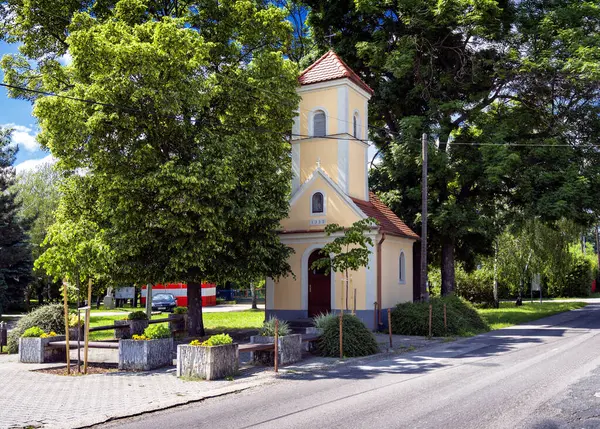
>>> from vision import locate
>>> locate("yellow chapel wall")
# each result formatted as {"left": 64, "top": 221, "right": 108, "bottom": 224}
{"left": 281, "top": 174, "right": 363, "bottom": 232}
{"left": 299, "top": 139, "right": 338, "bottom": 184}
{"left": 381, "top": 236, "right": 414, "bottom": 308}
{"left": 348, "top": 140, "right": 367, "bottom": 200}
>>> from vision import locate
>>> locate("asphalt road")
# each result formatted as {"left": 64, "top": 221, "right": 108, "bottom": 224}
{"left": 98, "top": 304, "right": 600, "bottom": 429}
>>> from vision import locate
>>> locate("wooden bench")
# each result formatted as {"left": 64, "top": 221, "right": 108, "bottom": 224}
{"left": 238, "top": 343, "right": 274, "bottom": 353}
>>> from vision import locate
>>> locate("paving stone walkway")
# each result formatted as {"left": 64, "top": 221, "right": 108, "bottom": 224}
{"left": 0, "top": 333, "right": 451, "bottom": 429}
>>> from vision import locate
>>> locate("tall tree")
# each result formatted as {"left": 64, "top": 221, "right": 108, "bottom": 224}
{"left": 303, "top": 0, "right": 600, "bottom": 294}
{"left": 2, "top": 0, "right": 299, "bottom": 335}
{"left": 0, "top": 127, "right": 33, "bottom": 312}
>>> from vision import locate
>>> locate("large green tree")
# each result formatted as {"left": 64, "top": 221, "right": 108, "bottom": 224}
{"left": 303, "top": 0, "right": 600, "bottom": 294}
{"left": 0, "top": 127, "right": 33, "bottom": 312}
{"left": 2, "top": 0, "right": 299, "bottom": 335}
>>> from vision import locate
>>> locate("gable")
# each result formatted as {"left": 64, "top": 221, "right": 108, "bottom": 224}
{"left": 281, "top": 170, "right": 365, "bottom": 232}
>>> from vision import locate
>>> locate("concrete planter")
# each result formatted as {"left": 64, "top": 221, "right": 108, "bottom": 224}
{"left": 250, "top": 334, "right": 302, "bottom": 365}
{"left": 304, "top": 327, "right": 323, "bottom": 352}
{"left": 118, "top": 338, "right": 173, "bottom": 371}
{"left": 129, "top": 319, "right": 149, "bottom": 337}
{"left": 168, "top": 314, "right": 187, "bottom": 333}
{"left": 69, "top": 326, "right": 85, "bottom": 341}
{"left": 114, "top": 320, "right": 130, "bottom": 339}
{"left": 176, "top": 343, "right": 239, "bottom": 380}
{"left": 19, "top": 335, "right": 66, "bottom": 363}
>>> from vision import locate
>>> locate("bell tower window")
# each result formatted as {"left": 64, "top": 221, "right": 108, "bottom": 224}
{"left": 313, "top": 110, "right": 326, "bottom": 137}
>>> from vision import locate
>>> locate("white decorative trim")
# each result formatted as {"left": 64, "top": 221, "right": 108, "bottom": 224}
{"left": 292, "top": 143, "right": 301, "bottom": 193}
{"left": 280, "top": 230, "right": 378, "bottom": 244}
{"left": 266, "top": 277, "right": 274, "bottom": 309}
{"left": 308, "top": 106, "right": 330, "bottom": 137}
{"left": 309, "top": 190, "right": 327, "bottom": 216}
{"left": 301, "top": 244, "right": 336, "bottom": 312}
{"left": 337, "top": 139, "right": 349, "bottom": 194}
{"left": 297, "top": 78, "right": 372, "bottom": 101}
{"left": 337, "top": 86, "right": 348, "bottom": 134}
{"left": 398, "top": 250, "right": 406, "bottom": 284}
{"left": 352, "top": 109, "right": 361, "bottom": 139}
{"left": 288, "top": 167, "right": 367, "bottom": 220}
{"left": 364, "top": 145, "right": 369, "bottom": 201}
{"left": 366, "top": 240, "right": 376, "bottom": 307}
{"left": 292, "top": 113, "right": 300, "bottom": 140}
{"left": 363, "top": 99, "right": 369, "bottom": 140}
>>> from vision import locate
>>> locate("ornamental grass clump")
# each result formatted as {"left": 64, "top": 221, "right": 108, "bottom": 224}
{"left": 318, "top": 314, "right": 378, "bottom": 358}
{"left": 143, "top": 324, "right": 170, "bottom": 339}
{"left": 127, "top": 311, "right": 148, "bottom": 321}
{"left": 8, "top": 304, "right": 65, "bottom": 353}
{"left": 259, "top": 317, "right": 290, "bottom": 337}
{"left": 391, "top": 295, "right": 489, "bottom": 337}
{"left": 313, "top": 312, "right": 337, "bottom": 330}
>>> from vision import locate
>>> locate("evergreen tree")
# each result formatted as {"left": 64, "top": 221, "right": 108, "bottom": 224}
{"left": 0, "top": 127, "right": 33, "bottom": 312}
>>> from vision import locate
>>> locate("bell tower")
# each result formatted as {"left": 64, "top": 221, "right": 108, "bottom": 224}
{"left": 291, "top": 51, "right": 373, "bottom": 201}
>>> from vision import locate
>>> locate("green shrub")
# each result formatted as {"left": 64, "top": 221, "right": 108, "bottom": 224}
{"left": 318, "top": 314, "right": 378, "bottom": 358}
{"left": 313, "top": 312, "right": 336, "bottom": 330}
{"left": 127, "top": 311, "right": 148, "bottom": 321}
{"left": 7, "top": 304, "right": 65, "bottom": 353}
{"left": 201, "top": 333, "right": 233, "bottom": 346}
{"left": 216, "top": 298, "right": 225, "bottom": 305}
{"left": 548, "top": 253, "right": 594, "bottom": 298}
{"left": 259, "top": 317, "right": 290, "bottom": 336}
{"left": 391, "top": 295, "right": 489, "bottom": 337}
{"left": 143, "top": 323, "right": 170, "bottom": 339}
{"left": 68, "top": 313, "right": 84, "bottom": 327}
{"left": 21, "top": 327, "right": 45, "bottom": 338}
{"left": 173, "top": 306, "right": 188, "bottom": 314}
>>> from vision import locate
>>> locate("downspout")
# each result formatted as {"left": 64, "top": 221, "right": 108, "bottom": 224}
{"left": 376, "top": 231, "right": 386, "bottom": 327}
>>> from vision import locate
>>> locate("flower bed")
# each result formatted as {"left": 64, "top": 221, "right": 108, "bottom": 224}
{"left": 177, "top": 335, "right": 238, "bottom": 380}
{"left": 118, "top": 324, "right": 172, "bottom": 371}
{"left": 19, "top": 328, "right": 64, "bottom": 363}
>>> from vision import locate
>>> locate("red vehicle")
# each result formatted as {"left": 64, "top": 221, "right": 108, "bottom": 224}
{"left": 140, "top": 283, "right": 216, "bottom": 307}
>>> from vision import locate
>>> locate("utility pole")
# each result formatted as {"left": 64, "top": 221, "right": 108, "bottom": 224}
{"left": 420, "top": 133, "right": 429, "bottom": 301}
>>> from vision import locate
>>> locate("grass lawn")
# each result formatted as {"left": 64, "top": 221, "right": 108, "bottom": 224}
{"left": 477, "top": 301, "right": 587, "bottom": 330}
{"left": 87, "top": 310, "right": 265, "bottom": 341}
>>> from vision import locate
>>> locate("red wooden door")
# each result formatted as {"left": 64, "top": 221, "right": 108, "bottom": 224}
{"left": 308, "top": 250, "right": 331, "bottom": 317}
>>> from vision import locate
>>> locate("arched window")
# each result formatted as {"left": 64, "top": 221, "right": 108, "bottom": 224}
{"left": 353, "top": 112, "right": 359, "bottom": 138}
{"left": 399, "top": 251, "right": 406, "bottom": 284}
{"left": 311, "top": 192, "right": 324, "bottom": 214}
{"left": 313, "top": 110, "right": 326, "bottom": 137}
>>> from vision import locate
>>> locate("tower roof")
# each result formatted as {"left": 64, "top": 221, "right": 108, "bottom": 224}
{"left": 299, "top": 51, "right": 374, "bottom": 95}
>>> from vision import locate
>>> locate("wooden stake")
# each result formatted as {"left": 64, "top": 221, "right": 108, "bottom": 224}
{"left": 63, "top": 280, "right": 70, "bottom": 375}
{"left": 428, "top": 304, "right": 433, "bottom": 338}
{"left": 274, "top": 319, "right": 279, "bottom": 373}
{"left": 353, "top": 288, "right": 357, "bottom": 315}
{"left": 84, "top": 278, "right": 92, "bottom": 374}
{"left": 339, "top": 314, "right": 343, "bottom": 359}
{"left": 443, "top": 304, "right": 447, "bottom": 332}
{"left": 387, "top": 308, "right": 393, "bottom": 349}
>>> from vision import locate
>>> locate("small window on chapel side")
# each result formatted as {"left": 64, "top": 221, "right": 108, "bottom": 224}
{"left": 312, "top": 192, "right": 324, "bottom": 214}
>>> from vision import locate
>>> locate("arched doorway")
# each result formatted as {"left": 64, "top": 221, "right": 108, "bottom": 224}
{"left": 308, "top": 249, "right": 331, "bottom": 317}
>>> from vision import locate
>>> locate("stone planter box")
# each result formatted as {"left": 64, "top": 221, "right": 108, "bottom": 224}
{"left": 69, "top": 326, "right": 85, "bottom": 341}
{"left": 304, "top": 327, "right": 323, "bottom": 352}
{"left": 114, "top": 320, "right": 130, "bottom": 339}
{"left": 118, "top": 338, "right": 173, "bottom": 371}
{"left": 129, "top": 319, "right": 149, "bottom": 337}
{"left": 176, "top": 343, "right": 238, "bottom": 380}
{"left": 250, "top": 334, "right": 302, "bottom": 366}
{"left": 19, "top": 335, "right": 66, "bottom": 363}
{"left": 168, "top": 314, "right": 187, "bottom": 333}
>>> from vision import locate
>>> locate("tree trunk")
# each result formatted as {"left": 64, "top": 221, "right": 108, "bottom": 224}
{"left": 145, "top": 284, "right": 153, "bottom": 318}
{"left": 441, "top": 240, "right": 456, "bottom": 296}
{"left": 133, "top": 286, "right": 138, "bottom": 308}
{"left": 493, "top": 239, "right": 499, "bottom": 308}
{"left": 250, "top": 282, "right": 257, "bottom": 310}
{"left": 187, "top": 281, "right": 205, "bottom": 337}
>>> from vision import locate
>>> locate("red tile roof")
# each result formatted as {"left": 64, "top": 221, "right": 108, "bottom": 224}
{"left": 351, "top": 192, "right": 420, "bottom": 239}
{"left": 299, "top": 51, "right": 374, "bottom": 95}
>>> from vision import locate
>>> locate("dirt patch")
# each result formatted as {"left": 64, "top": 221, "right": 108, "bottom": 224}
{"left": 33, "top": 362, "right": 118, "bottom": 376}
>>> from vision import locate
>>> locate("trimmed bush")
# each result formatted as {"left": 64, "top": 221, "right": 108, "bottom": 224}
{"left": 7, "top": 304, "right": 65, "bottom": 353}
{"left": 201, "top": 333, "right": 233, "bottom": 347}
{"left": 144, "top": 323, "right": 170, "bottom": 339}
{"left": 318, "top": 314, "right": 378, "bottom": 358}
{"left": 127, "top": 311, "right": 148, "bottom": 320}
{"left": 391, "top": 295, "right": 489, "bottom": 337}
{"left": 173, "top": 306, "right": 188, "bottom": 314}
{"left": 22, "top": 327, "right": 45, "bottom": 338}
{"left": 313, "top": 312, "right": 336, "bottom": 330}
{"left": 259, "top": 317, "right": 290, "bottom": 336}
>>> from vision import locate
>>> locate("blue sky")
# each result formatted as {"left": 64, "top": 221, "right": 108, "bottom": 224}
{"left": 0, "top": 41, "right": 53, "bottom": 171}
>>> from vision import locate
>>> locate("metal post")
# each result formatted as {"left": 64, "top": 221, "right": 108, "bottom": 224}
{"left": 84, "top": 279, "right": 92, "bottom": 374}
{"left": 339, "top": 314, "right": 343, "bottom": 359}
{"left": 428, "top": 304, "right": 433, "bottom": 338}
{"left": 0, "top": 321, "right": 6, "bottom": 353}
{"left": 420, "top": 133, "right": 429, "bottom": 301}
{"left": 274, "top": 319, "right": 279, "bottom": 373}
{"left": 387, "top": 309, "right": 392, "bottom": 349}
{"left": 145, "top": 283, "right": 153, "bottom": 319}
{"left": 63, "top": 280, "right": 70, "bottom": 375}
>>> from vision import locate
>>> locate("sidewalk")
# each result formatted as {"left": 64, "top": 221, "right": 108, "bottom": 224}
{"left": 0, "top": 331, "right": 447, "bottom": 429}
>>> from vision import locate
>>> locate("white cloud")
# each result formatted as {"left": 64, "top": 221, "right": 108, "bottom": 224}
{"left": 58, "top": 52, "right": 73, "bottom": 66}
{"left": 3, "top": 123, "right": 40, "bottom": 152}
{"left": 15, "top": 155, "right": 56, "bottom": 174}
